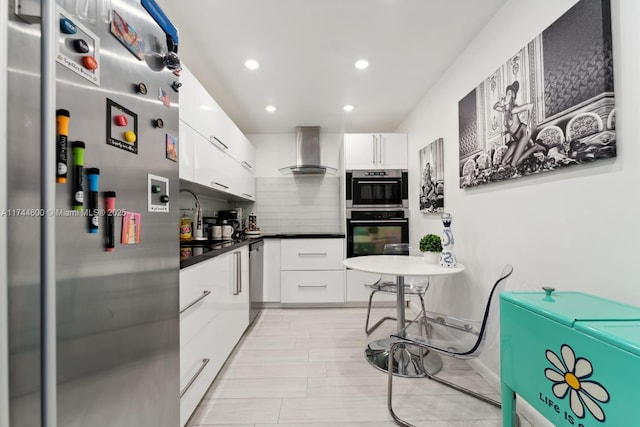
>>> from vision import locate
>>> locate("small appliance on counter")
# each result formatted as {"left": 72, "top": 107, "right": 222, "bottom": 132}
{"left": 218, "top": 209, "right": 244, "bottom": 238}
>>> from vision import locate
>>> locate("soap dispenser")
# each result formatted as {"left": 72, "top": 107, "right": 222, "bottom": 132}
{"left": 179, "top": 212, "right": 192, "bottom": 241}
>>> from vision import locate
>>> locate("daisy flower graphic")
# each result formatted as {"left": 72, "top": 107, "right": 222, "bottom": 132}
{"left": 544, "top": 344, "right": 610, "bottom": 421}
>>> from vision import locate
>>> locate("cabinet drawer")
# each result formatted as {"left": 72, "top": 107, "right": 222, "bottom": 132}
{"left": 180, "top": 317, "right": 221, "bottom": 426}
{"left": 281, "top": 270, "right": 344, "bottom": 303}
{"left": 180, "top": 291, "right": 215, "bottom": 348}
{"left": 281, "top": 239, "right": 344, "bottom": 270}
{"left": 180, "top": 262, "right": 218, "bottom": 348}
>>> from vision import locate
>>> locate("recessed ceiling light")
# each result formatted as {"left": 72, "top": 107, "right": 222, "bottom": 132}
{"left": 265, "top": 105, "right": 277, "bottom": 112}
{"left": 355, "top": 59, "right": 369, "bottom": 70}
{"left": 245, "top": 59, "right": 260, "bottom": 70}
{"left": 343, "top": 105, "right": 354, "bottom": 112}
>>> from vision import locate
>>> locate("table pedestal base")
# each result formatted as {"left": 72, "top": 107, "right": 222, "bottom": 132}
{"left": 365, "top": 337, "right": 443, "bottom": 378}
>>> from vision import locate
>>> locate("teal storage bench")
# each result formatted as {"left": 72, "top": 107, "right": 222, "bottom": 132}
{"left": 500, "top": 289, "right": 640, "bottom": 427}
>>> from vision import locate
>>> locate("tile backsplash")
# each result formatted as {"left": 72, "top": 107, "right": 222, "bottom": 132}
{"left": 254, "top": 176, "right": 343, "bottom": 233}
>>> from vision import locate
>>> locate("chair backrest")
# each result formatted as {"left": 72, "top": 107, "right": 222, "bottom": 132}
{"left": 457, "top": 264, "right": 513, "bottom": 358}
{"left": 383, "top": 243, "right": 410, "bottom": 256}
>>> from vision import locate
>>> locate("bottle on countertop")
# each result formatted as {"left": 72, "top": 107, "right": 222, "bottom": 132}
{"left": 248, "top": 212, "right": 257, "bottom": 231}
{"left": 179, "top": 212, "right": 192, "bottom": 240}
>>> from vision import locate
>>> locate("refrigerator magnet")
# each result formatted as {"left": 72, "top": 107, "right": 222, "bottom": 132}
{"left": 110, "top": 10, "right": 145, "bottom": 60}
{"left": 166, "top": 134, "right": 177, "bottom": 162}
{"left": 121, "top": 211, "right": 141, "bottom": 244}
{"left": 106, "top": 98, "right": 138, "bottom": 154}
{"left": 56, "top": 6, "right": 101, "bottom": 85}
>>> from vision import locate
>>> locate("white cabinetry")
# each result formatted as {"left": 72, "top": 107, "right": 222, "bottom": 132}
{"left": 179, "top": 65, "right": 255, "bottom": 201}
{"left": 179, "top": 247, "right": 249, "bottom": 426}
{"left": 344, "top": 133, "right": 407, "bottom": 170}
{"left": 178, "top": 120, "right": 195, "bottom": 182}
{"left": 280, "top": 239, "right": 344, "bottom": 303}
{"left": 179, "top": 257, "right": 222, "bottom": 427}
{"left": 216, "top": 247, "right": 249, "bottom": 361}
{"left": 263, "top": 238, "right": 281, "bottom": 302}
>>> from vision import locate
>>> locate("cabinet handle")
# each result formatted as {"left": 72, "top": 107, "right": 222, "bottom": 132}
{"left": 210, "top": 136, "right": 228, "bottom": 150}
{"left": 179, "top": 358, "right": 210, "bottom": 398}
{"left": 358, "top": 180, "right": 400, "bottom": 185}
{"left": 378, "top": 134, "right": 383, "bottom": 164}
{"left": 298, "top": 284, "right": 328, "bottom": 288}
{"left": 298, "top": 252, "right": 327, "bottom": 257}
{"left": 242, "top": 193, "right": 253, "bottom": 198}
{"left": 234, "top": 251, "right": 242, "bottom": 295}
{"left": 350, "top": 219, "right": 408, "bottom": 224}
{"left": 238, "top": 251, "right": 242, "bottom": 294}
{"left": 241, "top": 161, "right": 253, "bottom": 170}
{"left": 180, "top": 290, "right": 212, "bottom": 314}
{"left": 372, "top": 134, "right": 376, "bottom": 164}
{"left": 212, "top": 181, "right": 229, "bottom": 189}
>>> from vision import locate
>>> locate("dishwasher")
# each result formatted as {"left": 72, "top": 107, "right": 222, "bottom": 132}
{"left": 249, "top": 239, "right": 264, "bottom": 325}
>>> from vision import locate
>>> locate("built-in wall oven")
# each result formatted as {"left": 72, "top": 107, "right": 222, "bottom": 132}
{"left": 346, "top": 169, "right": 408, "bottom": 209}
{"left": 346, "top": 210, "right": 409, "bottom": 258}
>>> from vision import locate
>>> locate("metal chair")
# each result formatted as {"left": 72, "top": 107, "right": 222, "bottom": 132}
{"left": 386, "top": 264, "right": 514, "bottom": 427}
{"left": 365, "top": 243, "right": 430, "bottom": 335}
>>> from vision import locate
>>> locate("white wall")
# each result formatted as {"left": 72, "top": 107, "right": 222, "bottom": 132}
{"left": 247, "top": 133, "right": 344, "bottom": 233}
{"left": 399, "top": 0, "right": 639, "bottom": 421}
{"left": 247, "top": 132, "right": 343, "bottom": 178}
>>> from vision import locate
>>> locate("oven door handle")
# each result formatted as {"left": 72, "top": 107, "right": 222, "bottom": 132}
{"left": 349, "top": 219, "right": 408, "bottom": 224}
{"left": 355, "top": 180, "right": 400, "bottom": 184}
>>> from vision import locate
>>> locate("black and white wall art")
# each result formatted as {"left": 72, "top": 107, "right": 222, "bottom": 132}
{"left": 420, "top": 138, "right": 445, "bottom": 213}
{"left": 458, "top": 0, "right": 615, "bottom": 188}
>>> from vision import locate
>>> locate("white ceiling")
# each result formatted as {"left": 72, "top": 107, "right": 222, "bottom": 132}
{"left": 156, "top": 0, "right": 507, "bottom": 134}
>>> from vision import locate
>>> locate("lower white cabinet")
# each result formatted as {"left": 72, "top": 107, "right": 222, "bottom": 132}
{"left": 263, "top": 238, "right": 281, "bottom": 302}
{"left": 281, "top": 270, "right": 345, "bottom": 303}
{"left": 179, "top": 247, "right": 249, "bottom": 426}
{"left": 280, "top": 239, "right": 345, "bottom": 304}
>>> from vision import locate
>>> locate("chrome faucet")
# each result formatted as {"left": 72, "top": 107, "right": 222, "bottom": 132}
{"left": 179, "top": 189, "right": 205, "bottom": 240}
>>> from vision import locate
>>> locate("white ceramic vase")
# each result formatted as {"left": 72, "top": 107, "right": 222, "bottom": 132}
{"left": 423, "top": 251, "right": 439, "bottom": 264}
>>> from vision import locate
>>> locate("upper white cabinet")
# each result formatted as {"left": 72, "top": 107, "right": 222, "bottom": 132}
{"left": 344, "top": 133, "right": 407, "bottom": 170}
{"left": 179, "top": 65, "right": 255, "bottom": 201}
{"left": 192, "top": 126, "right": 255, "bottom": 200}
{"left": 179, "top": 120, "right": 195, "bottom": 182}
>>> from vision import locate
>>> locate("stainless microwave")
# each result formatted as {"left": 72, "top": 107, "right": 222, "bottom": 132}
{"left": 346, "top": 169, "right": 408, "bottom": 209}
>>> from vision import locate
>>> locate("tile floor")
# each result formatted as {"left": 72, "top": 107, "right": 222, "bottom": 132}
{"left": 186, "top": 307, "right": 521, "bottom": 426}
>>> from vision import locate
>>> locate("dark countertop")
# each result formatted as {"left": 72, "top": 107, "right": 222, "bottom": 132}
{"left": 180, "top": 238, "right": 259, "bottom": 269}
{"left": 262, "top": 232, "right": 345, "bottom": 239}
{"left": 180, "top": 232, "right": 345, "bottom": 269}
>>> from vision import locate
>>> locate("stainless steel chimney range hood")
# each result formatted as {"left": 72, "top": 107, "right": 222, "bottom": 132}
{"left": 278, "top": 126, "right": 337, "bottom": 175}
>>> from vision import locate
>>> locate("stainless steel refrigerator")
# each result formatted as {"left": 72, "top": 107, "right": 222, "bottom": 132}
{"left": 5, "top": 0, "right": 180, "bottom": 425}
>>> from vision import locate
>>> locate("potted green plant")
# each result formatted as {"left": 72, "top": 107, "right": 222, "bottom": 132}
{"left": 419, "top": 233, "right": 442, "bottom": 264}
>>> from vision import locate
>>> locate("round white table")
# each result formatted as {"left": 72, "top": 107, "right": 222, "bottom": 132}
{"left": 343, "top": 255, "right": 465, "bottom": 377}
